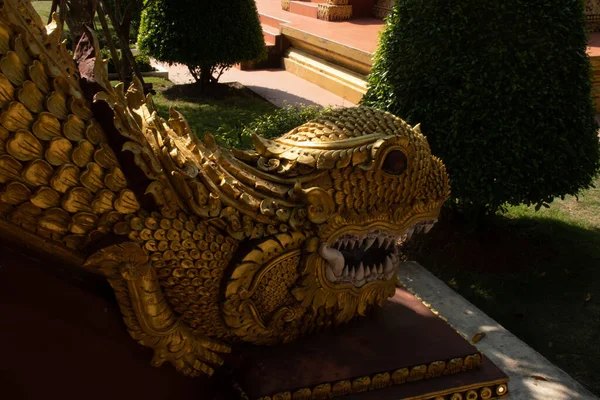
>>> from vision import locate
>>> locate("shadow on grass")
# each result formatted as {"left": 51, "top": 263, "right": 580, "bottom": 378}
{"left": 404, "top": 215, "right": 600, "bottom": 395}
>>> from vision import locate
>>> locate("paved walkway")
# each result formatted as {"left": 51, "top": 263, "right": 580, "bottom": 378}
{"left": 155, "top": 62, "right": 355, "bottom": 108}
{"left": 399, "top": 261, "right": 598, "bottom": 400}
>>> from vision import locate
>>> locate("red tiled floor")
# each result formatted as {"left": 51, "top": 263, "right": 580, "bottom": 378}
{"left": 587, "top": 32, "right": 600, "bottom": 57}
{"left": 256, "top": 0, "right": 384, "bottom": 54}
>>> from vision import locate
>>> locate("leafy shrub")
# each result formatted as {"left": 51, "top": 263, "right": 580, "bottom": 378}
{"left": 138, "top": 0, "right": 266, "bottom": 87}
{"left": 219, "top": 104, "right": 330, "bottom": 149}
{"left": 363, "top": 0, "right": 600, "bottom": 216}
{"left": 134, "top": 54, "right": 154, "bottom": 73}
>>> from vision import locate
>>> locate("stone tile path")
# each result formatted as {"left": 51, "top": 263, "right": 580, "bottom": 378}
{"left": 154, "top": 61, "right": 356, "bottom": 108}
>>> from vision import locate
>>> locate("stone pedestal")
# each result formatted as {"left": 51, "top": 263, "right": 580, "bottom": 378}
{"left": 234, "top": 288, "right": 509, "bottom": 400}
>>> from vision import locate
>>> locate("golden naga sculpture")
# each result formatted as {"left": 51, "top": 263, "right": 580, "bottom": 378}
{"left": 0, "top": 0, "right": 450, "bottom": 378}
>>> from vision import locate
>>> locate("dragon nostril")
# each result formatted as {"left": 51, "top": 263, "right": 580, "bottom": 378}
{"left": 382, "top": 150, "right": 407, "bottom": 175}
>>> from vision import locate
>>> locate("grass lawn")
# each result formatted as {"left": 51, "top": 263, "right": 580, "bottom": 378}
{"left": 31, "top": 1, "right": 53, "bottom": 22}
{"left": 406, "top": 176, "right": 600, "bottom": 394}
{"left": 144, "top": 77, "right": 276, "bottom": 148}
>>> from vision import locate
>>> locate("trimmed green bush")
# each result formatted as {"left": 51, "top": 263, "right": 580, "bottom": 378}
{"left": 138, "top": 0, "right": 266, "bottom": 87}
{"left": 218, "top": 104, "right": 329, "bottom": 149}
{"left": 364, "top": 0, "right": 600, "bottom": 216}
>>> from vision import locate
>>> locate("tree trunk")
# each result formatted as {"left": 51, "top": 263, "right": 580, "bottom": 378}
{"left": 66, "top": 0, "right": 96, "bottom": 48}
{"left": 118, "top": 16, "right": 132, "bottom": 85}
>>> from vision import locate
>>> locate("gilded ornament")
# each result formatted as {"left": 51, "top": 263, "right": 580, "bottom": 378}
{"left": 30, "top": 186, "right": 60, "bottom": 208}
{"left": 7, "top": 129, "right": 42, "bottom": 160}
{"left": 0, "top": 154, "right": 22, "bottom": 183}
{"left": 50, "top": 164, "right": 80, "bottom": 193}
{"left": 61, "top": 186, "right": 93, "bottom": 213}
{"left": 45, "top": 137, "right": 72, "bottom": 165}
{"left": 292, "top": 388, "right": 311, "bottom": 400}
{"left": 69, "top": 97, "right": 93, "bottom": 120}
{"left": 392, "top": 368, "right": 409, "bottom": 384}
{"left": 2, "top": 101, "right": 33, "bottom": 131}
{"left": 351, "top": 377, "right": 371, "bottom": 393}
{"left": 272, "top": 392, "right": 291, "bottom": 400}
{"left": 332, "top": 381, "right": 351, "bottom": 397}
{"left": 13, "top": 35, "right": 32, "bottom": 66}
{"left": 46, "top": 90, "right": 68, "bottom": 119}
{"left": 465, "top": 390, "right": 478, "bottom": 400}
{"left": 0, "top": 0, "right": 451, "bottom": 381}
{"left": 33, "top": 112, "right": 62, "bottom": 140}
{"left": 39, "top": 207, "right": 70, "bottom": 234}
{"left": 371, "top": 372, "right": 391, "bottom": 389}
{"left": 312, "top": 384, "right": 331, "bottom": 400}
{"left": 72, "top": 140, "right": 95, "bottom": 167}
{"left": 408, "top": 365, "right": 427, "bottom": 382}
{"left": 427, "top": 361, "right": 446, "bottom": 378}
{"left": 63, "top": 114, "right": 85, "bottom": 141}
{"left": 80, "top": 162, "right": 105, "bottom": 193}
{"left": 18, "top": 80, "right": 45, "bottom": 113}
{"left": 0, "top": 181, "right": 30, "bottom": 204}
{"left": 479, "top": 387, "right": 492, "bottom": 399}
{"left": 29, "top": 60, "right": 50, "bottom": 93}
{"left": 85, "top": 119, "right": 106, "bottom": 144}
{"left": 0, "top": 51, "right": 26, "bottom": 86}
{"left": 0, "top": 73, "right": 15, "bottom": 107}
{"left": 0, "top": 22, "right": 11, "bottom": 54}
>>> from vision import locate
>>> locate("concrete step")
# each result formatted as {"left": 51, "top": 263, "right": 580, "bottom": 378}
{"left": 259, "top": 13, "right": 289, "bottom": 29}
{"left": 282, "top": 48, "right": 367, "bottom": 103}
{"left": 262, "top": 23, "right": 280, "bottom": 46}
{"left": 289, "top": 1, "right": 318, "bottom": 18}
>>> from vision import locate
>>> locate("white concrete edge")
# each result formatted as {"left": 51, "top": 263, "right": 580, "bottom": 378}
{"left": 397, "top": 261, "right": 597, "bottom": 400}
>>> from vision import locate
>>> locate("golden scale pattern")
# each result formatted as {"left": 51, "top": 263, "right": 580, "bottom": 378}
{"left": 124, "top": 210, "right": 239, "bottom": 339}
{"left": 0, "top": 9, "right": 139, "bottom": 251}
{"left": 252, "top": 254, "right": 301, "bottom": 319}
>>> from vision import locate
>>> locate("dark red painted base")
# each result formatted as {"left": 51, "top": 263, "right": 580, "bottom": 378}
{"left": 235, "top": 288, "right": 508, "bottom": 399}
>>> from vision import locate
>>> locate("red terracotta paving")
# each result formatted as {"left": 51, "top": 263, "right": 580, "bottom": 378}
{"left": 587, "top": 32, "right": 600, "bottom": 57}
{"left": 256, "top": 0, "right": 384, "bottom": 54}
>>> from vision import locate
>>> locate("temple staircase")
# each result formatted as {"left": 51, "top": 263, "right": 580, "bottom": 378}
{"left": 282, "top": 0, "right": 353, "bottom": 21}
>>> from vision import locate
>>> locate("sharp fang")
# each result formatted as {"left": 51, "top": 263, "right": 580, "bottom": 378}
{"left": 364, "top": 237, "right": 376, "bottom": 251}
{"left": 407, "top": 226, "right": 415, "bottom": 239}
{"left": 384, "top": 256, "right": 394, "bottom": 273}
{"left": 350, "top": 267, "right": 356, "bottom": 278}
{"left": 424, "top": 223, "right": 434, "bottom": 233}
{"left": 358, "top": 237, "right": 365, "bottom": 247}
{"left": 364, "top": 265, "right": 371, "bottom": 277}
{"left": 378, "top": 264, "right": 384, "bottom": 274}
{"left": 377, "top": 236, "right": 385, "bottom": 247}
{"left": 385, "top": 237, "right": 393, "bottom": 250}
{"left": 325, "top": 266, "right": 337, "bottom": 282}
{"left": 356, "top": 262, "right": 365, "bottom": 280}
{"left": 342, "top": 266, "right": 349, "bottom": 277}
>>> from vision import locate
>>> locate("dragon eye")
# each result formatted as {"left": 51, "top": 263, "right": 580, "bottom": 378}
{"left": 382, "top": 150, "right": 407, "bottom": 175}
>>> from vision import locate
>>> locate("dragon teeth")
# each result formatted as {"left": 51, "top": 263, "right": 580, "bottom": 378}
{"left": 364, "top": 237, "right": 376, "bottom": 251}
{"left": 384, "top": 256, "right": 394, "bottom": 273}
{"left": 356, "top": 262, "right": 365, "bottom": 280}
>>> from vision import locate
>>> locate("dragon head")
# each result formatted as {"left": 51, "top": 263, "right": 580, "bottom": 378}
{"left": 221, "top": 107, "right": 450, "bottom": 344}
